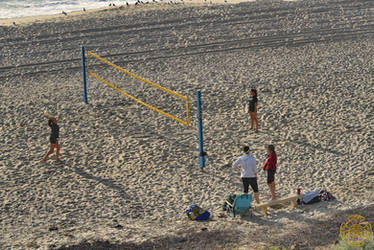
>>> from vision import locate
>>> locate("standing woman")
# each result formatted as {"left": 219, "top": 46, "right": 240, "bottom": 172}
{"left": 248, "top": 89, "right": 258, "bottom": 131}
{"left": 263, "top": 145, "right": 277, "bottom": 200}
{"left": 42, "top": 112, "right": 60, "bottom": 162}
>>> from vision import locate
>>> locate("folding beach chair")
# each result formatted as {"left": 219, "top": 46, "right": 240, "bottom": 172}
{"left": 225, "top": 193, "right": 253, "bottom": 218}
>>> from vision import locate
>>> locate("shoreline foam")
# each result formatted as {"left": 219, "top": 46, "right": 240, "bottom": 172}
{"left": 0, "top": 0, "right": 254, "bottom": 26}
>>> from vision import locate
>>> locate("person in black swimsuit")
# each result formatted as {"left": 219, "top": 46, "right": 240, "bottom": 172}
{"left": 248, "top": 89, "right": 258, "bottom": 131}
{"left": 42, "top": 113, "right": 60, "bottom": 162}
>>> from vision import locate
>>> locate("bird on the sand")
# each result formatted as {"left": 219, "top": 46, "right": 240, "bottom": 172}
{"left": 62, "top": 11, "right": 67, "bottom": 15}
{"left": 83, "top": 8, "right": 86, "bottom": 11}
{"left": 13, "top": 22, "right": 17, "bottom": 26}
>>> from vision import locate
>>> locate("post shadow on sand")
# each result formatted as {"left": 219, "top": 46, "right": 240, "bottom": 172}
{"left": 260, "top": 129, "right": 345, "bottom": 156}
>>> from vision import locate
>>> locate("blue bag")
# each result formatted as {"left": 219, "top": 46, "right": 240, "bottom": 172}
{"left": 186, "top": 205, "right": 210, "bottom": 221}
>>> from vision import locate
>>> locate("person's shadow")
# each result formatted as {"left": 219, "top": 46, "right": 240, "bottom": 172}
{"left": 56, "top": 160, "right": 129, "bottom": 199}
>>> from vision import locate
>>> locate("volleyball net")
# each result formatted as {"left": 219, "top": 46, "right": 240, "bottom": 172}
{"left": 82, "top": 48, "right": 190, "bottom": 126}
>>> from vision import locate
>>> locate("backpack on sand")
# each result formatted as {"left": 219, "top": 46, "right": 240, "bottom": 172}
{"left": 186, "top": 205, "right": 210, "bottom": 221}
{"left": 319, "top": 190, "right": 336, "bottom": 201}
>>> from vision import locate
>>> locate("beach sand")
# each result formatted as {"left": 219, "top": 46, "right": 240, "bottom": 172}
{"left": 0, "top": 0, "right": 374, "bottom": 249}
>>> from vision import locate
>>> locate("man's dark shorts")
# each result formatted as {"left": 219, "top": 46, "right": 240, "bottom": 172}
{"left": 50, "top": 136, "right": 58, "bottom": 144}
{"left": 267, "top": 170, "right": 276, "bottom": 184}
{"left": 242, "top": 177, "right": 258, "bottom": 193}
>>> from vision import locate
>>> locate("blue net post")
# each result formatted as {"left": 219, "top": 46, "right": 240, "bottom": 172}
{"left": 82, "top": 46, "right": 88, "bottom": 104}
{"left": 196, "top": 90, "right": 206, "bottom": 170}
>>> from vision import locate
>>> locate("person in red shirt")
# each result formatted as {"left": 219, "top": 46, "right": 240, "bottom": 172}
{"left": 263, "top": 145, "right": 277, "bottom": 200}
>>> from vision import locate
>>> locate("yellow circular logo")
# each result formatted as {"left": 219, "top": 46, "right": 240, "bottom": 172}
{"left": 339, "top": 214, "right": 373, "bottom": 247}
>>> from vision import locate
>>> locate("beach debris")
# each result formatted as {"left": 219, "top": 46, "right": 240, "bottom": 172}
{"left": 49, "top": 225, "right": 58, "bottom": 231}
{"left": 25, "top": 242, "right": 38, "bottom": 248}
{"left": 217, "top": 213, "right": 226, "bottom": 218}
{"left": 111, "top": 219, "right": 124, "bottom": 229}
{"left": 83, "top": 8, "right": 86, "bottom": 11}
{"left": 61, "top": 11, "right": 67, "bottom": 16}
{"left": 114, "top": 224, "right": 123, "bottom": 229}
{"left": 201, "top": 227, "right": 208, "bottom": 231}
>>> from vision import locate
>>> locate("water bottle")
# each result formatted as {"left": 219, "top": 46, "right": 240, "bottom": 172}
{"left": 297, "top": 188, "right": 302, "bottom": 205}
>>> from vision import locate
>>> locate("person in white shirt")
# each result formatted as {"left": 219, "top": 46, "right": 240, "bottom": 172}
{"left": 233, "top": 146, "right": 260, "bottom": 204}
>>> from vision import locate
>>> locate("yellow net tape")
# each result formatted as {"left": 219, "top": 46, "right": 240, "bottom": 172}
{"left": 86, "top": 50, "right": 190, "bottom": 126}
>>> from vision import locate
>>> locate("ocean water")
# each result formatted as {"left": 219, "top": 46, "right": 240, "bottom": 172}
{"left": 0, "top": 0, "right": 133, "bottom": 19}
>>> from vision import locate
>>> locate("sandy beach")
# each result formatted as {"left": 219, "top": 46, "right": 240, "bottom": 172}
{"left": 1, "top": 0, "right": 374, "bottom": 249}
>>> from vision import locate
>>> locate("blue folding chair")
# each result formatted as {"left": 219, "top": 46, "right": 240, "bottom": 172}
{"left": 226, "top": 193, "right": 253, "bottom": 218}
